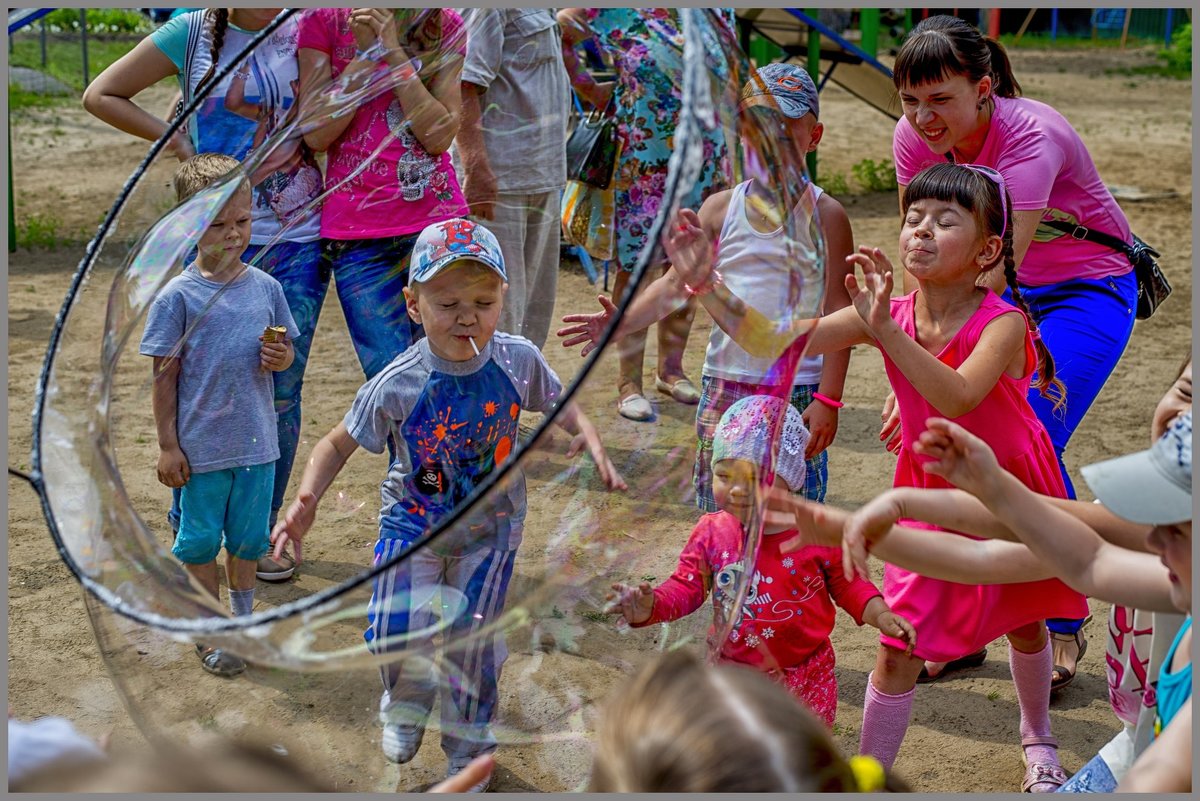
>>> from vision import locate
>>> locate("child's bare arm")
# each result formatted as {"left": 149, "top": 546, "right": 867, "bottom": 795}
{"left": 151, "top": 356, "right": 189, "bottom": 488}
{"left": 553, "top": 401, "right": 627, "bottom": 490}
{"left": 918, "top": 417, "right": 1177, "bottom": 612}
{"left": 860, "top": 596, "right": 916, "bottom": 655}
{"left": 803, "top": 195, "right": 855, "bottom": 458}
{"left": 271, "top": 422, "right": 359, "bottom": 563}
{"left": 848, "top": 246, "right": 1027, "bottom": 417}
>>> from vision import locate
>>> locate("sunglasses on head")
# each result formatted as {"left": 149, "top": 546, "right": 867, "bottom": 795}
{"left": 961, "top": 164, "right": 1009, "bottom": 239}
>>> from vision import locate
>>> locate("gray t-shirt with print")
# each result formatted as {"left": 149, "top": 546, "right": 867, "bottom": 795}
{"left": 139, "top": 265, "right": 299, "bottom": 473}
{"left": 343, "top": 333, "right": 563, "bottom": 553}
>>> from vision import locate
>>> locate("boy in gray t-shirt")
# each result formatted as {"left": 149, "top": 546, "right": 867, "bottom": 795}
{"left": 269, "top": 218, "right": 623, "bottom": 788}
{"left": 139, "top": 154, "right": 299, "bottom": 678}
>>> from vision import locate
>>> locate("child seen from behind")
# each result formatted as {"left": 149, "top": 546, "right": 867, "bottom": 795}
{"left": 559, "top": 63, "right": 856, "bottom": 510}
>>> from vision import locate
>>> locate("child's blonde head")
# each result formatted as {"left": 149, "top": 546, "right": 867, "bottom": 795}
{"left": 173, "top": 153, "right": 249, "bottom": 204}
{"left": 589, "top": 650, "right": 907, "bottom": 792}
{"left": 904, "top": 162, "right": 1065, "bottom": 409}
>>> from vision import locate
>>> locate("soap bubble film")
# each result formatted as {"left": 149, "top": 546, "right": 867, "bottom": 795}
{"left": 30, "top": 8, "right": 825, "bottom": 791}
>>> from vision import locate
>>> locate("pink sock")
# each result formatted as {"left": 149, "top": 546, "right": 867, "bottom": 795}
{"left": 1008, "top": 640, "right": 1058, "bottom": 766}
{"left": 859, "top": 671, "right": 916, "bottom": 769}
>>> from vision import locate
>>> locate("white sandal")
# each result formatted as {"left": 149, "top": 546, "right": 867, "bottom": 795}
{"left": 617, "top": 393, "right": 653, "bottom": 421}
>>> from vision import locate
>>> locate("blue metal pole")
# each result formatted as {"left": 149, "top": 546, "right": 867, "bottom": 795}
{"left": 1165, "top": 8, "right": 1174, "bottom": 47}
{"left": 1050, "top": 8, "right": 1059, "bottom": 42}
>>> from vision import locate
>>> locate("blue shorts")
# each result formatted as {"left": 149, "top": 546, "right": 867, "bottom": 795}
{"left": 172, "top": 463, "right": 273, "bottom": 564}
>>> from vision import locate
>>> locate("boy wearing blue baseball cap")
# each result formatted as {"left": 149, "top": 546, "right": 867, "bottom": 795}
{"left": 271, "top": 218, "right": 624, "bottom": 789}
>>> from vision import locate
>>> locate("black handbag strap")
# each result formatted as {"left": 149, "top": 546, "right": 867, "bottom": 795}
{"left": 1040, "top": 219, "right": 1134, "bottom": 259}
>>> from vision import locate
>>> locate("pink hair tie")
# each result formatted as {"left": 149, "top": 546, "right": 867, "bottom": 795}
{"left": 1030, "top": 327, "right": 1042, "bottom": 341}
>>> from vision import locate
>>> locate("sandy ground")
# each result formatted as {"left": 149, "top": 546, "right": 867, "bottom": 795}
{"left": 7, "top": 46, "right": 1192, "bottom": 792}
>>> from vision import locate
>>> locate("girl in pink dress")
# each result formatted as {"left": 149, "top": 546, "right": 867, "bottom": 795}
{"left": 660, "top": 161, "right": 1089, "bottom": 791}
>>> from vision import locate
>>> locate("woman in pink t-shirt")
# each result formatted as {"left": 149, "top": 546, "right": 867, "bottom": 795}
{"left": 887, "top": 14, "right": 1138, "bottom": 692}
{"left": 297, "top": 8, "right": 469, "bottom": 380}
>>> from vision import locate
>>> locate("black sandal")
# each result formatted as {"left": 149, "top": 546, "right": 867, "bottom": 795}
{"left": 1050, "top": 629, "right": 1088, "bottom": 692}
{"left": 196, "top": 643, "right": 245, "bottom": 678}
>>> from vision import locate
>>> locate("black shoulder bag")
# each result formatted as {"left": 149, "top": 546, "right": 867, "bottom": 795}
{"left": 1040, "top": 219, "right": 1171, "bottom": 320}
{"left": 565, "top": 97, "right": 619, "bottom": 190}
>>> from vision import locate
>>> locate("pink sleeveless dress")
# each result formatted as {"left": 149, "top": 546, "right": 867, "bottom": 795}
{"left": 880, "top": 290, "right": 1090, "bottom": 661}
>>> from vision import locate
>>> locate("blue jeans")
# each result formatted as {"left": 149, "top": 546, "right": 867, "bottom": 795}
{"left": 1056, "top": 753, "right": 1118, "bottom": 793}
{"left": 1006, "top": 269, "right": 1136, "bottom": 637}
{"left": 323, "top": 234, "right": 423, "bottom": 381}
{"left": 169, "top": 239, "right": 329, "bottom": 531}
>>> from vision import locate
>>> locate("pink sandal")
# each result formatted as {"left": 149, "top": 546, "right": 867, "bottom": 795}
{"left": 1020, "top": 735, "right": 1067, "bottom": 793}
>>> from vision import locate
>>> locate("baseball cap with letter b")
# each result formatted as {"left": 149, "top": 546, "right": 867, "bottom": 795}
{"left": 409, "top": 217, "right": 507, "bottom": 285}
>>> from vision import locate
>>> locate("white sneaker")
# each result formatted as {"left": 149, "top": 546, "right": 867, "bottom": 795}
{"left": 381, "top": 723, "right": 424, "bottom": 764}
{"left": 446, "top": 756, "right": 493, "bottom": 793}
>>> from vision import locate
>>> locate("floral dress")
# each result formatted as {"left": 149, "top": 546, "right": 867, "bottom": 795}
{"left": 582, "top": 8, "right": 732, "bottom": 270}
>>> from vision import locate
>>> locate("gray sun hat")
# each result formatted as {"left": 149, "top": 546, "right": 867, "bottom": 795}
{"left": 712, "top": 395, "right": 810, "bottom": 493}
{"left": 1080, "top": 410, "right": 1192, "bottom": 525}
{"left": 739, "top": 62, "right": 820, "bottom": 120}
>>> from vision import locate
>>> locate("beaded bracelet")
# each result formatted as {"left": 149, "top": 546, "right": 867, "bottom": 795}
{"left": 812, "top": 392, "right": 844, "bottom": 409}
{"left": 683, "top": 269, "right": 723, "bottom": 297}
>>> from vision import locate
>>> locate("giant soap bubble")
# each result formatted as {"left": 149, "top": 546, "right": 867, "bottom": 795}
{"left": 28, "top": 8, "right": 825, "bottom": 791}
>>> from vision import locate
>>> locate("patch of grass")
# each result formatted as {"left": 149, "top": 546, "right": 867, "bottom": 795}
{"left": 851, "top": 157, "right": 898, "bottom": 193}
{"left": 8, "top": 85, "right": 66, "bottom": 112}
{"left": 821, "top": 171, "right": 850, "bottom": 197}
{"left": 15, "top": 211, "right": 73, "bottom": 250}
{"left": 986, "top": 690, "right": 1001, "bottom": 702}
{"left": 550, "top": 606, "right": 566, "bottom": 619}
{"left": 581, "top": 610, "right": 611, "bottom": 623}
{"left": 639, "top": 575, "right": 657, "bottom": 583}
{"left": 9, "top": 33, "right": 143, "bottom": 95}
{"left": 43, "top": 8, "right": 153, "bottom": 34}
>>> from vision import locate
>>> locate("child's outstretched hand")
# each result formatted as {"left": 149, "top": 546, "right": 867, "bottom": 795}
{"left": 661, "top": 208, "right": 715, "bottom": 289}
{"left": 566, "top": 429, "right": 627, "bottom": 491}
{"left": 914, "top": 417, "right": 1003, "bottom": 498}
{"left": 604, "top": 581, "right": 654, "bottom": 626}
{"left": 876, "top": 610, "right": 917, "bottom": 655}
{"left": 557, "top": 294, "right": 618, "bottom": 358}
{"left": 156, "top": 445, "right": 190, "bottom": 489}
{"left": 775, "top": 492, "right": 847, "bottom": 551}
{"left": 845, "top": 246, "right": 897, "bottom": 335}
{"left": 842, "top": 489, "right": 908, "bottom": 582}
{"left": 271, "top": 490, "right": 318, "bottom": 564}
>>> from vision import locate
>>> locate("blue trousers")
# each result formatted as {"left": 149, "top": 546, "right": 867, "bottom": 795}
{"left": 1006, "top": 269, "right": 1136, "bottom": 636}
{"left": 367, "top": 537, "right": 516, "bottom": 761}
{"left": 170, "top": 239, "right": 329, "bottom": 531}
